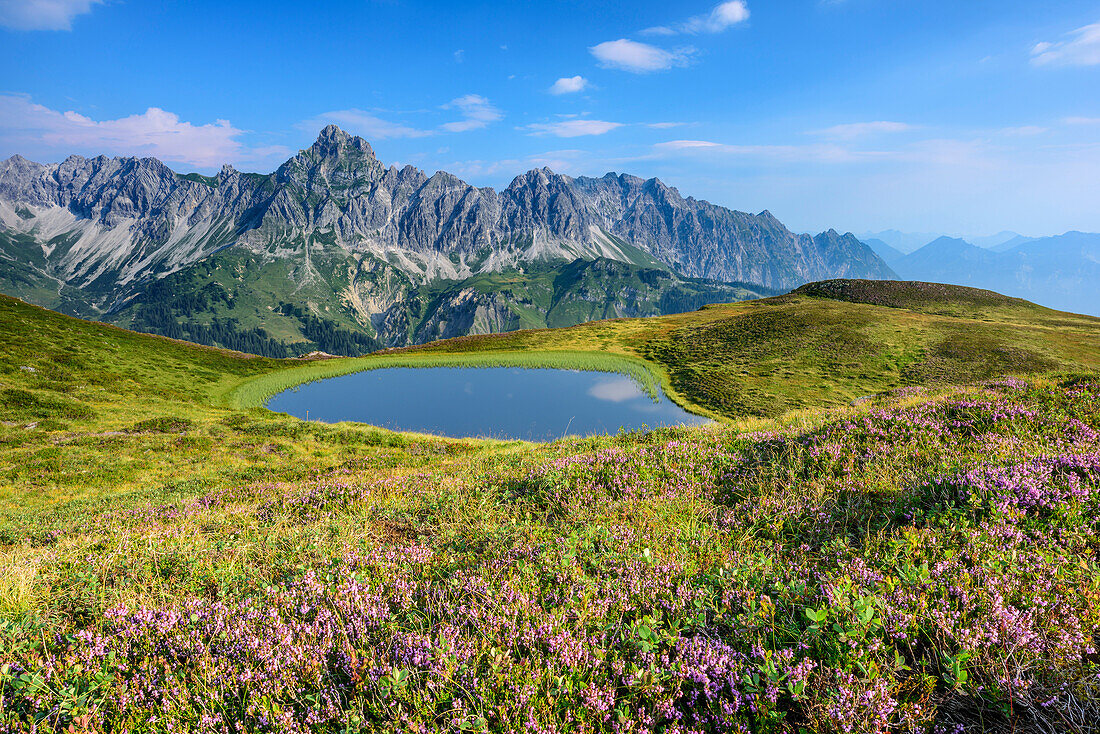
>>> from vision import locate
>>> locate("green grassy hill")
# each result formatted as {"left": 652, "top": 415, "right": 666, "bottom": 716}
{"left": 2, "top": 282, "right": 1100, "bottom": 732}
{"left": 400, "top": 278, "right": 1100, "bottom": 418}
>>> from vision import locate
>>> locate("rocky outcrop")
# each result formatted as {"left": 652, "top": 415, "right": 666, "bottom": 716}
{"left": 413, "top": 288, "right": 523, "bottom": 343}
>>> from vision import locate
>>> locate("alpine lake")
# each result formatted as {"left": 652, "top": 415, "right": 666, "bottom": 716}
{"left": 265, "top": 366, "right": 709, "bottom": 441}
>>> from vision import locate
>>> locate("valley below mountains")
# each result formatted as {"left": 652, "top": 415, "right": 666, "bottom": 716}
{"left": 0, "top": 125, "right": 894, "bottom": 355}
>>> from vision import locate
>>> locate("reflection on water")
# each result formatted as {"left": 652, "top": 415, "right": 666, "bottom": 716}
{"left": 587, "top": 376, "right": 644, "bottom": 403}
{"left": 266, "top": 366, "right": 709, "bottom": 441}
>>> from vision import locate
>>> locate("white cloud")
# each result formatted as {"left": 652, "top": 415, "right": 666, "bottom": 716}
{"left": 644, "top": 129, "right": 1100, "bottom": 236}
{"left": 525, "top": 120, "right": 623, "bottom": 137}
{"left": 590, "top": 2, "right": 745, "bottom": 73}
{"left": 549, "top": 76, "right": 588, "bottom": 95}
{"left": 590, "top": 39, "right": 692, "bottom": 73}
{"left": 680, "top": 1, "right": 750, "bottom": 34}
{"left": 300, "top": 109, "right": 432, "bottom": 140}
{"left": 0, "top": 0, "right": 102, "bottom": 31}
{"left": 453, "top": 49, "right": 465, "bottom": 63}
{"left": 305, "top": 97, "right": 501, "bottom": 140}
{"left": 811, "top": 121, "right": 913, "bottom": 139}
{"left": 440, "top": 94, "right": 502, "bottom": 132}
{"left": 0, "top": 94, "right": 263, "bottom": 167}
{"left": 648, "top": 122, "right": 688, "bottom": 129}
{"left": 1030, "top": 22, "right": 1100, "bottom": 67}
{"left": 642, "top": 1, "right": 749, "bottom": 36}
{"left": 1065, "top": 116, "right": 1100, "bottom": 125}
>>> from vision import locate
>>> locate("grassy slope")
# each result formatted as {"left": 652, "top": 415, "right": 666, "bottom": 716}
{"left": 3, "top": 283, "right": 1100, "bottom": 731}
{"left": 398, "top": 279, "right": 1100, "bottom": 418}
{"left": 0, "top": 295, "right": 659, "bottom": 517}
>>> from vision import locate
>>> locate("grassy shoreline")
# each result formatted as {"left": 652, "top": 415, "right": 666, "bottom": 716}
{"left": 224, "top": 350, "right": 673, "bottom": 413}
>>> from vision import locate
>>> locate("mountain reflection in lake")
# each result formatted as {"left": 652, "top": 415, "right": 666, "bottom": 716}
{"left": 266, "top": 367, "right": 709, "bottom": 441}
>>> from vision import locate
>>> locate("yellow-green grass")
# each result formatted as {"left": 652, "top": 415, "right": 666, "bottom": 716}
{"left": 4, "top": 283, "right": 1100, "bottom": 731}
{"left": 4, "top": 277, "right": 1100, "bottom": 518}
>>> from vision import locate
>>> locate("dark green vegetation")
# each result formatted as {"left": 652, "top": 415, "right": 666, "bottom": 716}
{"left": 106, "top": 247, "right": 769, "bottom": 356}
{"left": 0, "top": 230, "right": 96, "bottom": 320}
{"left": 2, "top": 280, "right": 1100, "bottom": 732}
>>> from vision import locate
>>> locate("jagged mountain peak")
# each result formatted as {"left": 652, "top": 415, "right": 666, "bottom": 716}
{"left": 506, "top": 167, "right": 572, "bottom": 190}
{"left": 274, "top": 126, "right": 384, "bottom": 191}
{"left": 309, "top": 124, "right": 375, "bottom": 160}
{"left": 0, "top": 133, "right": 896, "bottom": 331}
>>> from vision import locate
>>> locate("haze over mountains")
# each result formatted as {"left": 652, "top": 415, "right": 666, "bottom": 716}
{"left": 0, "top": 126, "right": 894, "bottom": 355}
{"left": 861, "top": 231, "right": 1100, "bottom": 316}
{"left": 861, "top": 230, "right": 1027, "bottom": 254}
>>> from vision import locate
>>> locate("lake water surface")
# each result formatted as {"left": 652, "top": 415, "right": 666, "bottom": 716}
{"left": 266, "top": 367, "right": 709, "bottom": 440}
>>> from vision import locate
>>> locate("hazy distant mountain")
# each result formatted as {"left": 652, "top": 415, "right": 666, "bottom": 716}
{"left": 968, "top": 231, "right": 1025, "bottom": 249}
{"left": 0, "top": 126, "right": 893, "bottom": 354}
{"left": 990, "top": 234, "right": 1038, "bottom": 252}
{"left": 858, "top": 229, "right": 944, "bottom": 254}
{"left": 860, "top": 237, "right": 906, "bottom": 266}
{"left": 892, "top": 232, "right": 1100, "bottom": 316}
{"left": 897, "top": 237, "right": 1001, "bottom": 283}
{"left": 862, "top": 229, "right": 1033, "bottom": 253}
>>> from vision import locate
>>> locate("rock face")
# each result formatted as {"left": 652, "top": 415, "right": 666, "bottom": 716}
{"left": 0, "top": 126, "right": 893, "bottom": 298}
{"left": 0, "top": 126, "right": 895, "bottom": 353}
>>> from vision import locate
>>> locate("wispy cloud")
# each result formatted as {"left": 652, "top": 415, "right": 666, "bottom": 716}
{"left": 594, "top": 3, "right": 745, "bottom": 73}
{"left": 0, "top": 0, "right": 102, "bottom": 31}
{"left": 654, "top": 138, "right": 867, "bottom": 164}
{"left": 0, "top": 93, "right": 276, "bottom": 167}
{"left": 648, "top": 122, "right": 689, "bottom": 129}
{"left": 525, "top": 120, "right": 622, "bottom": 138}
{"left": 300, "top": 109, "right": 432, "bottom": 140}
{"left": 590, "top": 39, "right": 693, "bottom": 73}
{"left": 305, "top": 96, "right": 502, "bottom": 139}
{"left": 998, "top": 125, "right": 1047, "bottom": 137}
{"left": 643, "top": 1, "right": 749, "bottom": 36}
{"left": 679, "top": 1, "right": 750, "bottom": 34}
{"left": 440, "top": 95, "right": 503, "bottom": 133}
{"left": 811, "top": 121, "right": 913, "bottom": 139}
{"left": 1030, "top": 22, "right": 1100, "bottom": 67}
{"left": 549, "top": 76, "right": 588, "bottom": 95}
{"left": 444, "top": 149, "right": 587, "bottom": 179}
{"left": 1065, "top": 116, "right": 1100, "bottom": 125}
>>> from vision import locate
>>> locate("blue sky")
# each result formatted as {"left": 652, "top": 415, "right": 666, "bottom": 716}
{"left": 1, "top": 0, "right": 1098, "bottom": 236}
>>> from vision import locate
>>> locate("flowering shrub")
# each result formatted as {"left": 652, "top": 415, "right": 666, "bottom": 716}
{"left": 4, "top": 378, "right": 1100, "bottom": 732}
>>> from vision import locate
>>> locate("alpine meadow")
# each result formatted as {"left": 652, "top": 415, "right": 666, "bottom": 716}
{"left": 3, "top": 0, "right": 1100, "bottom": 732}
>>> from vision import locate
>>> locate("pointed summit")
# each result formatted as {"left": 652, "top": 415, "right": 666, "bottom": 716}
{"left": 310, "top": 125, "right": 375, "bottom": 160}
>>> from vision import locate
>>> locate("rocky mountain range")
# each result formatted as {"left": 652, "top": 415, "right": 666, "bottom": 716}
{"left": 0, "top": 125, "right": 894, "bottom": 354}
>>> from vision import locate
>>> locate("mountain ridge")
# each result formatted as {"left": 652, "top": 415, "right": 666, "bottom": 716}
{"left": 0, "top": 125, "right": 895, "bottom": 353}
